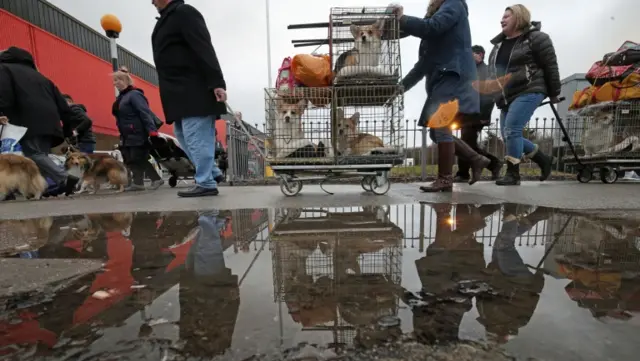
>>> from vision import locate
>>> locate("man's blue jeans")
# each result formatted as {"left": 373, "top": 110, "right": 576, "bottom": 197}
{"left": 500, "top": 93, "right": 545, "bottom": 159}
{"left": 173, "top": 116, "right": 223, "bottom": 189}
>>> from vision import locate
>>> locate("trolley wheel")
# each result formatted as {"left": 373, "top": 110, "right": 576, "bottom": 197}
{"left": 361, "top": 176, "right": 373, "bottom": 192}
{"left": 168, "top": 176, "right": 178, "bottom": 188}
{"left": 280, "top": 179, "right": 303, "bottom": 197}
{"left": 369, "top": 172, "right": 391, "bottom": 195}
{"left": 577, "top": 168, "right": 592, "bottom": 183}
{"left": 600, "top": 166, "right": 619, "bottom": 184}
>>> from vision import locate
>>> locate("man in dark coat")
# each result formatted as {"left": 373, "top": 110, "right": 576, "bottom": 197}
{"left": 62, "top": 94, "right": 96, "bottom": 154}
{"left": 151, "top": 0, "right": 227, "bottom": 198}
{"left": 0, "top": 47, "right": 79, "bottom": 195}
{"left": 454, "top": 46, "right": 503, "bottom": 182}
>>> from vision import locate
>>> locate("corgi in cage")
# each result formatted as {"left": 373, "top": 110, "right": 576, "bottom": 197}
{"left": 336, "top": 109, "right": 395, "bottom": 156}
{"left": 274, "top": 98, "right": 324, "bottom": 159}
{"left": 582, "top": 110, "right": 640, "bottom": 157}
{"left": 334, "top": 18, "right": 385, "bottom": 76}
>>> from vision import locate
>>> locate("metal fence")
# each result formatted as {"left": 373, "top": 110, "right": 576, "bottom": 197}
{"left": 226, "top": 122, "right": 266, "bottom": 183}
{"left": 226, "top": 116, "right": 585, "bottom": 182}
{"left": 394, "top": 116, "right": 583, "bottom": 180}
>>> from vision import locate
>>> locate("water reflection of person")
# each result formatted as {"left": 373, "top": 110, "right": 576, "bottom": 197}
{"left": 408, "top": 204, "right": 492, "bottom": 344}
{"left": 179, "top": 210, "right": 239, "bottom": 357}
{"left": 476, "top": 204, "right": 552, "bottom": 343}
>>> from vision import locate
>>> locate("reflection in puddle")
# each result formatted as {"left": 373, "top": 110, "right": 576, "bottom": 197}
{"left": 0, "top": 204, "right": 639, "bottom": 360}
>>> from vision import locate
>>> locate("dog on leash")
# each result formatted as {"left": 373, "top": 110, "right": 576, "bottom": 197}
{"left": 334, "top": 18, "right": 385, "bottom": 75}
{"left": 0, "top": 154, "right": 48, "bottom": 200}
{"left": 64, "top": 152, "right": 128, "bottom": 193}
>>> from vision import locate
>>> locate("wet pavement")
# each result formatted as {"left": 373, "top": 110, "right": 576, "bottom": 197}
{"left": 2, "top": 181, "right": 640, "bottom": 220}
{"left": 1, "top": 204, "right": 639, "bottom": 360}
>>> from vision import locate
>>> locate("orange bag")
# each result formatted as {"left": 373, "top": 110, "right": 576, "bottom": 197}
{"left": 570, "top": 73, "right": 640, "bottom": 109}
{"left": 594, "top": 72, "right": 640, "bottom": 103}
{"left": 291, "top": 54, "right": 332, "bottom": 87}
{"left": 569, "top": 86, "right": 597, "bottom": 109}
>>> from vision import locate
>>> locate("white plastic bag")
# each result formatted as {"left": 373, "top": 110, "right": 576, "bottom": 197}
{"left": 0, "top": 123, "right": 27, "bottom": 154}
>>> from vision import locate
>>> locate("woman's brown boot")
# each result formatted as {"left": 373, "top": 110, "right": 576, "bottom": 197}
{"left": 453, "top": 137, "right": 490, "bottom": 185}
{"left": 420, "top": 142, "right": 454, "bottom": 192}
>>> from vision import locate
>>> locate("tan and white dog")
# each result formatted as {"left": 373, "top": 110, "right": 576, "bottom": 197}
{"left": 334, "top": 18, "right": 385, "bottom": 75}
{"left": 274, "top": 98, "right": 314, "bottom": 158}
{"left": 336, "top": 109, "right": 394, "bottom": 156}
{"left": 0, "top": 154, "right": 48, "bottom": 200}
{"left": 65, "top": 152, "right": 128, "bottom": 193}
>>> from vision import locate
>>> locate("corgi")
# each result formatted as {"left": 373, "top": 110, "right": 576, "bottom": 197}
{"left": 274, "top": 98, "right": 313, "bottom": 158}
{"left": 65, "top": 152, "right": 128, "bottom": 193}
{"left": 0, "top": 154, "right": 48, "bottom": 200}
{"left": 334, "top": 18, "right": 385, "bottom": 75}
{"left": 336, "top": 109, "right": 392, "bottom": 156}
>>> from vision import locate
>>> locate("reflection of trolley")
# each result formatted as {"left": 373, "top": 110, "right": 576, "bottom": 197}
{"left": 259, "top": 7, "right": 405, "bottom": 196}
{"left": 270, "top": 206, "right": 403, "bottom": 348}
{"left": 553, "top": 99, "right": 640, "bottom": 184}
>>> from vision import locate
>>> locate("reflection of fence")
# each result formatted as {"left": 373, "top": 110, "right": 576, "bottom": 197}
{"left": 226, "top": 122, "right": 266, "bottom": 183}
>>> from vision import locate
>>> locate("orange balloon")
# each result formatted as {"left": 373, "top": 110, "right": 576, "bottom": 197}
{"left": 427, "top": 99, "right": 459, "bottom": 128}
{"left": 100, "top": 14, "right": 122, "bottom": 33}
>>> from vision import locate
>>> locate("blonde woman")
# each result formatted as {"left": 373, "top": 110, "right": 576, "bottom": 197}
{"left": 111, "top": 70, "right": 163, "bottom": 191}
{"left": 486, "top": 4, "right": 561, "bottom": 186}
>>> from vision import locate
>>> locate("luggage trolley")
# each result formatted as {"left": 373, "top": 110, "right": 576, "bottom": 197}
{"left": 550, "top": 99, "right": 640, "bottom": 184}
{"left": 263, "top": 7, "right": 407, "bottom": 196}
{"left": 269, "top": 206, "right": 403, "bottom": 348}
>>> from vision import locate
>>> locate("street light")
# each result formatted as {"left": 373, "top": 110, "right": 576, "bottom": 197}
{"left": 265, "top": 0, "right": 272, "bottom": 87}
{"left": 100, "top": 14, "right": 122, "bottom": 96}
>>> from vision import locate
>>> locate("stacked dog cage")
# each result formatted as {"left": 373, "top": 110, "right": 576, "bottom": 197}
{"left": 265, "top": 7, "right": 405, "bottom": 196}
{"left": 270, "top": 207, "right": 403, "bottom": 349}
{"left": 563, "top": 100, "right": 640, "bottom": 183}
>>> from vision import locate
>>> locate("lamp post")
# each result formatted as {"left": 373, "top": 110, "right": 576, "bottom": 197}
{"left": 265, "top": 0, "right": 272, "bottom": 87}
{"left": 100, "top": 14, "right": 122, "bottom": 97}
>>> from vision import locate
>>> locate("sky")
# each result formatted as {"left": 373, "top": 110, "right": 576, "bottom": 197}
{"left": 47, "top": 0, "right": 636, "bottom": 130}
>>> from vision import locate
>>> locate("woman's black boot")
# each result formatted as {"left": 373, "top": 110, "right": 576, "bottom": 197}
{"left": 495, "top": 159, "right": 520, "bottom": 186}
{"left": 526, "top": 145, "right": 553, "bottom": 181}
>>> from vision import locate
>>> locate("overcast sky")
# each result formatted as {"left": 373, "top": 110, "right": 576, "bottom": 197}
{"left": 48, "top": 0, "right": 635, "bottom": 128}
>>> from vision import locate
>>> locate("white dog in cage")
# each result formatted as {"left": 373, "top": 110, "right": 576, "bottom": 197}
{"left": 274, "top": 99, "right": 315, "bottom": 158}
{"left": 583, "top": 110, "right": 640, "bottom": 157}
{"left": 334, "top": 18, "right": 392, "bottom": 78}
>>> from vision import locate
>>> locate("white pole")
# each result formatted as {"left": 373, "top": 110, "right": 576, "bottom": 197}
{"left": 265, "top": 0, "right": 272, "bottom": 87}
{"left": 109, "top": 37, "right": 119, "bottom": 97}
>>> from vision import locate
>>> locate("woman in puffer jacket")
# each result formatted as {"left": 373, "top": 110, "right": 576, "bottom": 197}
{"left": 112, "top": 70, "right": 164, "bottom": 191}
{"left": 486, "top": 4, "right": 561, "bottom": 186}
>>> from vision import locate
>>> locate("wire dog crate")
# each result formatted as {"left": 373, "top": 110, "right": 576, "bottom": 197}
{"left": 265, "top": 7, "right": 405, "bottom": 197}
{"left": 270, "top": 207, "right": 403, "bottom": 348}
{"left": 564, "top": 100, "right": 640, "bottom": 183}
{"left": 552, "top": 212, "right": 640, "bottom": 273}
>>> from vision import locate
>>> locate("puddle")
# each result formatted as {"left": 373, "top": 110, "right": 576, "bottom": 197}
{"left": 0, "top": 204, "right": 639, "bottom": 360}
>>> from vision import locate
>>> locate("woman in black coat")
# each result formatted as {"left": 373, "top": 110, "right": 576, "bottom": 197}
{"left": 486, "top": 5, "right": 561, "bottom": 186}
{"left": 111, "top": 70, "right": 164, "bottom": 191}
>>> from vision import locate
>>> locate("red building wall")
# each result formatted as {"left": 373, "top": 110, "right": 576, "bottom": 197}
{"left": 0, "top": 10, "right": 173, "bottom": 137}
